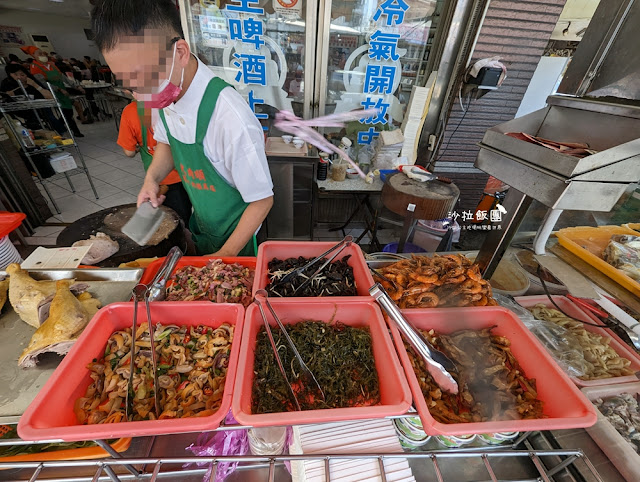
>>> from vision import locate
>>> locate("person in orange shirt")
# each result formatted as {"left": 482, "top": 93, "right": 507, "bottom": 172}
{"left": 117, "top": 101, "right": 192, "bottom": 224}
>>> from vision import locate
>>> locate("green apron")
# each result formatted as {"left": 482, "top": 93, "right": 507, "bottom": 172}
{"left": 39, "top": 64, "right": 72, "bottom": 110}
{"left": 136, "top": 102, "right": 154, "bottom": 170}
{"left": 158, "top": 77, "right": 256, "bottom": 256}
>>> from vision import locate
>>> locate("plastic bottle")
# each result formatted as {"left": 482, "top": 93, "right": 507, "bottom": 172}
{"left": 15, "top": 121, "right": 35, "bottom": 149}
{"left": 317, "top": 152, "right": 330, "bottom": 181}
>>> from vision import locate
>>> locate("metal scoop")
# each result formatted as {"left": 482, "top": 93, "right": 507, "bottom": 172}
{"left": 255, "top": 289, "right": 326, "bottom": 406}
{"left": 370, "top": 283, "right": 459, "bottom": 394}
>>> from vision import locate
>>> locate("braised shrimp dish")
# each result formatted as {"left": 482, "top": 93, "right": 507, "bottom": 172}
{"left": 75, "top": 323, "right": 233, "bottom": 423}
{"left": 373, "top": 254, "right": 497, "bottom": 308}
{"left": 407, "top": 327, "right": 545, "bottom": 423}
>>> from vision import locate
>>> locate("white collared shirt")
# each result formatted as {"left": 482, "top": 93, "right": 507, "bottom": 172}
{"left": 153, "top": 57, "right": 273, "bottom": 203}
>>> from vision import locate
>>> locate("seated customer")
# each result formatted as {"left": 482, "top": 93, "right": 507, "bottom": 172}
{"left": 1, "top": 64, "right": 67, "bottom": 135}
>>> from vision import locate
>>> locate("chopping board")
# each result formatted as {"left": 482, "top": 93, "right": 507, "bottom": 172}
{"left": 56, "top": 204, "right": 186, "bottom": 267}
{"left": 382, "top": 172, "right": 460, "bottom": 220}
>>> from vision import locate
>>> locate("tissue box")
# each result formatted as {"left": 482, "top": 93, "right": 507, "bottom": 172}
{"left": 49, "top": 153, "right": 77, "bottom": 173}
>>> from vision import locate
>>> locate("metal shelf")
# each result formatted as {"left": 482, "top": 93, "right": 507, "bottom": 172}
{"left": 0, "top": 446, "right": 604, "bottom": 482}
{"left": 0, "top": 82, "right": 99, "bottom": 213}
{"left": 0, "top": 99, "right": 58, "bottom": 113}
{"left": 0, "top": 415, "right": 608, "bottom": 482}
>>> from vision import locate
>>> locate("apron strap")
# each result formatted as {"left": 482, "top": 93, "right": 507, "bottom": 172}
{"left": 136, "top": 102, "right": 149, "bottom": 148}
{"left": 195, "top": 77, "right": 232, "bottom": 145}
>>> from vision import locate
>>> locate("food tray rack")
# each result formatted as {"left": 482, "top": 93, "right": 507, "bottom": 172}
{"left": 0, "top": 425, "right": 606, "bottom": 482}
{"left": 0, "top": 268, "right": 144, "bottom": 422}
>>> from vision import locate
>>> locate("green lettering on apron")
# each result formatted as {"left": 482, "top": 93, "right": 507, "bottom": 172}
{"left": 159, "top": 77, "right": 256, "bottom": 256}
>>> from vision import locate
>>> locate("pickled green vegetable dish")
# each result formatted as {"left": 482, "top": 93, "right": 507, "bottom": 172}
{"left": 252, "top": 321, "right": 380, "bottom": 413}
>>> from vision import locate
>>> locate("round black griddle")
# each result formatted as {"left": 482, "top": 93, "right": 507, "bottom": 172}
{"left": 56, "top": 204, "right": 187, "bottom": 267}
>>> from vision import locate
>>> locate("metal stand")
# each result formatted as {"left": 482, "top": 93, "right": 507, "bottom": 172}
{"left": 328, "top": 193, "right": 381, "bottom": 250}
{"left": 0, "top": 83, "right": 99, "bottom": 214}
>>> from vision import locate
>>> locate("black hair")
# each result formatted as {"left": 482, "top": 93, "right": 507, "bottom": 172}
{"left": 5, "top": 63, "right": 28, "bottom": 77}
{"left": 91, "top": 0, "right": 184, "bottom": 52}
{"left": 8, "top": 54, "right": 20, "bottom": 62}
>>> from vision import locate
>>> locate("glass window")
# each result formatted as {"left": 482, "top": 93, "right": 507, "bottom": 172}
{"left": 181, "top": 0, "right": 309, "bottom": 128}
{"left": 322, "top": 0, "right": 438, "bottom": 146}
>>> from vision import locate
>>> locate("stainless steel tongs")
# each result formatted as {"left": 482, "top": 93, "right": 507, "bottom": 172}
{"left": 126, "top": 283, "right": 162, "bottom": 420}
{"left": 271, "top": 235, "right": 353, "bottom": 290}
{"left": 254, "top": 290, "right": 325, "bottom": 410}
{"left": 293, "top": 236, "right": 353, "bottom": 294}
{"left": 370, "top": 283, "right": 459, "bottom": 394}
{"left": 146, "top": 246, "right": 183, "bottom": 301}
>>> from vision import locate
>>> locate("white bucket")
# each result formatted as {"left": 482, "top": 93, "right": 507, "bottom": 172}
{"left": 0, "top": 235, "right": 22, "bottom": 270}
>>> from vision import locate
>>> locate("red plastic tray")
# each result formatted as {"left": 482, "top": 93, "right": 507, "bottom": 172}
{"left": 139, "top": 256, "right": 256, "bottom": 286}
{"left": 232, "top": 299, "right": 412, "bottom": 427}
{"left": 18, "top": 302, "right": 244, "bottom": 442}
{"left": 0, "top": 212, "right": 25, "bottom": 238}
{"left": 254, "top": 241, "right": 374, "bottom": 298}
{"left": 389, "top": 307, "right": 597, "bottom": 436}
{"left": 515, "top": 295, "right": 640, "bottom": 387}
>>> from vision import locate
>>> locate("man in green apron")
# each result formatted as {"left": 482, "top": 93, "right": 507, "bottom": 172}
{"left": 92, "top": 0, "right": 273, "bottom": 256}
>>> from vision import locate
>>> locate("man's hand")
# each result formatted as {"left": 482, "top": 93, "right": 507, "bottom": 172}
{"left": 137, "top": 178, "right": 165, "bottom": 208}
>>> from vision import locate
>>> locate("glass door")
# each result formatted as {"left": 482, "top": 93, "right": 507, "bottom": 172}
{"left": 179, "top": 0, "right": 443, "bottom": 138}
{"left": 315, "top": 0, "right": 438, "bottom": 146}
{"left": 179, "top": 0, "right": 317, "bottom": 128}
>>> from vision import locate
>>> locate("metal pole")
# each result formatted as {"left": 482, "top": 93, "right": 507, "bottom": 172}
{"left": 93, "top": 440, "right": 140, "bottom": 477}
{"left": 17, "top": 79, "right": 45, "bottom": 127}
{"left": 417, "top": 0, "right": 487, "bottom": 166}
{"left": 474, "top": 188, "right": 533, "bottom": 279}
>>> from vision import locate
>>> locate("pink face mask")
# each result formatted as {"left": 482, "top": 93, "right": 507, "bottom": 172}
{"left": 138, "top": 43, "right": 184, "bottom": 109}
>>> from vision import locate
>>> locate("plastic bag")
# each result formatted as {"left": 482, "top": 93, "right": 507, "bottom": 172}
{"left": 494, "top": 294, "right": 590, "bottom": 378}
{"left": 603, "top": 235, "right": 640, "bottom": 281}
{"left": 522, "top": 318, "right": 592, "bottom": 378}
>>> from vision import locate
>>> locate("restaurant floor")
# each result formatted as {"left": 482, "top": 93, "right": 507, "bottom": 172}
{"left": 27, "top": 118, "right": 400, "bottom": 250}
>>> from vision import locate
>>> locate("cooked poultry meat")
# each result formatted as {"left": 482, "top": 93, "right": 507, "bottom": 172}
{"left": 0, "top": 277, "right": 8, "bottom": 312}
{"left": 6, "top": 263, "right": 68, "bottom": 328}
{"left": 72, "top": 232, "right": 119, "bottom": 265}
{"left": 19, "top": 280, "right": 101, "bottom": 368}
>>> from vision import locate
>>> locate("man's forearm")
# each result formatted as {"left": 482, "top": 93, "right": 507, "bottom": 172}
{"left": 145, "top": 142, "right": 174, "bottom": 183}
{"left": 214, "top": 196, "right": 273, "bottom": 256}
